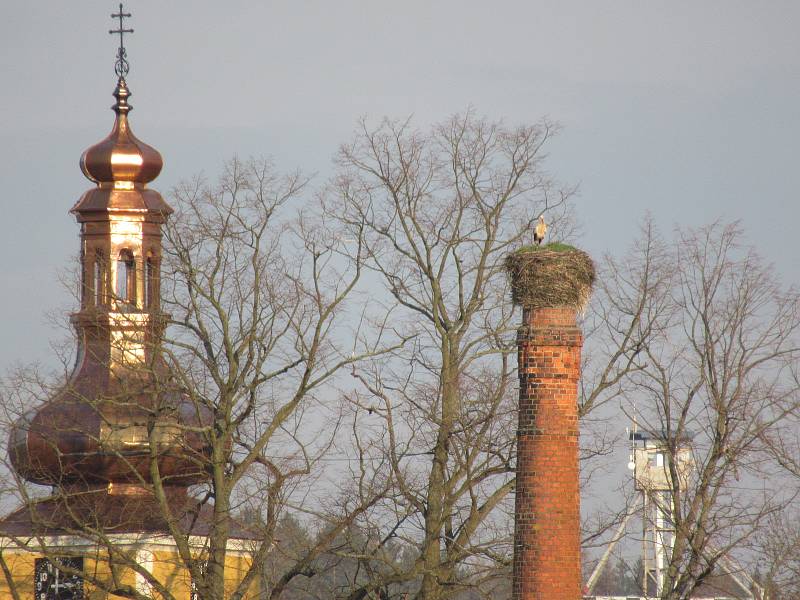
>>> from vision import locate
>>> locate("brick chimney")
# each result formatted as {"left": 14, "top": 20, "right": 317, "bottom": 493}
{"left": 505, "top": 248, "right": 594, "bottom": 600}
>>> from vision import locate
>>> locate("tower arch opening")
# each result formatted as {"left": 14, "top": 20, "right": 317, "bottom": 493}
{"left": 115, "top": 249, "right": 136, "bottom": 310}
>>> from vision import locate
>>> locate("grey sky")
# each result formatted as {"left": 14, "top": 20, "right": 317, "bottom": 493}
{"left": 2, "top": 0, "right": 799, "bottom": 370}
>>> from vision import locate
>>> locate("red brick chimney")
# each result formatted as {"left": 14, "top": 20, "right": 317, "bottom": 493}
{"left": 506, "top": 249, "right": 594, "bottom": 600}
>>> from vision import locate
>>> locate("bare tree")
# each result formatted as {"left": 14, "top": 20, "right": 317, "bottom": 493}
{"left": 613, "top": 221, "right": 800, "bottom": 599}
{"left": 0, "top": 157, "right": 394, "bottom": 600}
{"left": 158, "top": 157, "right": 395, "bottom": 599}
{"left": 5, "top": 114, "right": 793, "bottom": 600}
{"left": 578, "top": 216, "right": 677, "bottom": 565}
{"left": 753, "top": 507, "right": 800, "bottom": 600}
{"left": 320, "top": 111, "right": 576, "bottom": 600}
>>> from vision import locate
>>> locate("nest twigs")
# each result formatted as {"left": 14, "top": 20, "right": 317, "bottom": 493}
{"left": 505, "top": 248, "right": 595, "bottom": 311}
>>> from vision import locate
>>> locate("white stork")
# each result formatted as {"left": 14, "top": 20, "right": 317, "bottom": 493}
{"left": 533, "top": 215, "right": 548, "bottom": 245}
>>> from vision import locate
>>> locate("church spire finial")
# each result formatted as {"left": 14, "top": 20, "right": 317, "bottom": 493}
{"left": 79, "top": 2, "right": 163, "bottom": 185}
{"left": 109, "top": 3, "right": 133, "bottom": 79}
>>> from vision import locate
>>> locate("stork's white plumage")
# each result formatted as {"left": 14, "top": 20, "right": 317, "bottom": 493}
{"left": 533, "top": 215, "right": 547, "bottom": 245}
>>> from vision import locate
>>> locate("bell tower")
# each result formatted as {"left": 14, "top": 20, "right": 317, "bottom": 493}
{"left": 72, "top": 3, "right": 170, "bottom": 384}
{"left": 0, "top": 7, "right": 261, "bottom": 598}
{"left": 5, "top": 0, "right": 210, "bottom": 531}
{"left": 7, "top": 14, "right": 210, "bottom": 499}
{"left": 69, "top": 74, "right": 171, "bottom": 393}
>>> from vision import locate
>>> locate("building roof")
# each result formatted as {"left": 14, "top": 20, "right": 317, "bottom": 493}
{"left": 0, "top": 487, "right": 259, "bottom": 541}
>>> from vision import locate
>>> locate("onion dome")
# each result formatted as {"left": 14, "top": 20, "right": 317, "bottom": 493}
{"left": 80, "top": 78, "right": 163, "bottom": 185}
{"left": 9, "top": 382, "right": 213, "bottom": 488}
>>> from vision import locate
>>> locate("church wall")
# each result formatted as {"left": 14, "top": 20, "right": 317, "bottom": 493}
{"left": 0, "top": 545, "right": 259, "bottom": 599}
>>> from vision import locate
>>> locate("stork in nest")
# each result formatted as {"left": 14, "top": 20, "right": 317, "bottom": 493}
{"left": 533, "top": 215, "right": 548, "bottom": 245}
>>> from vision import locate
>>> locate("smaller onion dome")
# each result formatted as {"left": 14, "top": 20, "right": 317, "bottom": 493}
{"left": 80, "top": 78, "right": 163, "bottom": 185}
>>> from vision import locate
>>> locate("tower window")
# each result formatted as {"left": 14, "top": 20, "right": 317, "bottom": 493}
{"left": 95, "top": 251, "right": 106, "bottom": 306}
{"left": 80, "top": 246, "right": 86, "bottom": 306}
{"left": 145, "top": 255, "right": 157, "bottom": 308}
{"left": 116, "top": 250, "right": 136, "bottom": 309}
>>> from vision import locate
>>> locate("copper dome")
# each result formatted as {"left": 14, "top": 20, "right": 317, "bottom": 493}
{"left": 79, "top": 78, "right": 163, "bottom": 185}
{"left": 9, "top": 385, "right": 213, "bottom": 488}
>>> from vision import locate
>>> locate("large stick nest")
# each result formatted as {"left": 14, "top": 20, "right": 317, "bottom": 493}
{"left": 505, "top": 246, "right": 595, "bottom": 310}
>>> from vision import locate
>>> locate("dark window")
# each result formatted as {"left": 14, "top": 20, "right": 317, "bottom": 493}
{"left": 80, "top": 246, "right": 86, "bottom": 306}
{"left": 94, "top": 251, "right": 106, "bottom": 306}
{"left": 145, "top": 256, "right": 156, "bottom": 308}
{"left": 116, "top": 250, "right": 136, "bottom": 308}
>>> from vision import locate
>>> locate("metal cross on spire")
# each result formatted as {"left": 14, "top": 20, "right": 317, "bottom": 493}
{"left": 109, "top": 3, "right": 133, "bottom": 78}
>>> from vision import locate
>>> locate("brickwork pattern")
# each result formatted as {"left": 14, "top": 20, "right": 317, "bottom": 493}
{"left": 513, "top": 307, "right": 583, "bottom": 600}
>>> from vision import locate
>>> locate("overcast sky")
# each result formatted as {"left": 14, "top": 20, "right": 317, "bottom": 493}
{"left": 2, "top": 1, "right": 799, "bottom": 369}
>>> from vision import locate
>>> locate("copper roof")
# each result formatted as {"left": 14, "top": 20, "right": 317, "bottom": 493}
{"left": 0, "top": 487, "right": 258, "bottom": 540}
{"left": 79, "top": 78, "right": 163, "bottom": 186}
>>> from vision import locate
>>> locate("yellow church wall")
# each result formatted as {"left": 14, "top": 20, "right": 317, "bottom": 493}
{"left": 0, "top": 549, "right": 136, "bottom": 599}
{"left": 0, "top": 544, "right": 259, "bottom": 599}
{"left": 0, "top": 550, "right": 35, "bottom": 596}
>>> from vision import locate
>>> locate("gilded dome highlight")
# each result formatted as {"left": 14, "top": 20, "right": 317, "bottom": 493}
{"left": 79, "top": 78, "right": 163, "bottom": 185}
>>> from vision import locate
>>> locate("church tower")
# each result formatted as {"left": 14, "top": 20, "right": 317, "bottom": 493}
{"left": 8, "top": 2, "right": 210, "bottom": 519}
{"left": 0, "top": 6, "right": 257, "bottom": 599}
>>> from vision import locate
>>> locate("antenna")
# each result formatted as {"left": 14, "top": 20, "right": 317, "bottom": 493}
{"left": 627, "top": 400, "right": 638, "bottom": 470}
